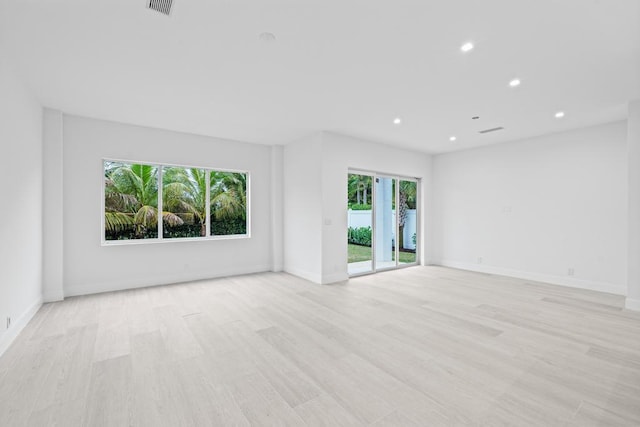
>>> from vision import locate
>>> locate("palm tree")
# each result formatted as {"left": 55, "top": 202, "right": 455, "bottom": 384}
{"left": 210, "top": 172, "right": 246, "bottom": 219}
{"left": 348, "top": 174, "right": 362, "bottom": 205}
{"left": 162, "top": 167, "right": 207, "bottom": 236}
{"left": 210, "top": 172, "right": 247, "bottom": 234}
{"left": 104, "top": 163, "right": 182, "bottom": 239}
{"left": 348, "top": 174, "right": 372, "bottom": 207}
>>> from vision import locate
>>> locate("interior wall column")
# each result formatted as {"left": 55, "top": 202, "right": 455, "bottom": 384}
{"left": 627, "top": 99, "right": 640, "bottom": 311}
{"left": 270, "top": 144, "right": 284, "bottom": 272}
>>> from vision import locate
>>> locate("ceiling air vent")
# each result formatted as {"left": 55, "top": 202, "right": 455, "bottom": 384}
{"left": 147, "top": 0, "right": 173, "bottom": 16}
{"left": 478, "top": 127, "right": 504, "bottom": 134}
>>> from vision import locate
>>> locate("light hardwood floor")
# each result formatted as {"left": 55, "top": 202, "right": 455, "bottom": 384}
{"left": 1, "top": 266, "right": 639, "bottom": 426}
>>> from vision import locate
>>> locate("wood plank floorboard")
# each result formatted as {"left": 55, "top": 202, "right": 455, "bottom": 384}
{"left": 1, "top": 266, "right": 639, "bottom": 426}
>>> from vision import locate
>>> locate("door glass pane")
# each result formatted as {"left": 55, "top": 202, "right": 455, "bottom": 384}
{"left": 399, "top": 180, "right": 417, "bottom": 264}
{"left": 375, "top": 176, "right": 396, "bottom": 270}
{"left": 347, "top": 173, "right": 373, "bottom": 275}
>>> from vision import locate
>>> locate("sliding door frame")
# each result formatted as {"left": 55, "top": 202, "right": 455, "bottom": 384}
{"left": 348, "top": 169, "right": 420, "bottom": 277}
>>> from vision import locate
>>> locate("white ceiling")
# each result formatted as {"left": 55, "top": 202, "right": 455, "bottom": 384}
{"left": 1, "top": 0, "right": 639, "bottom": 153}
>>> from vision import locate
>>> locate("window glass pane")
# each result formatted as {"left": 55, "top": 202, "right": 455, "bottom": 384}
{"left": 399, "top": 180, "right": 417, "bottom": 264}
{"left": 163, "top": 166, "right": 206, "bottom": 238}
{"left": 210, "top": 171, "right": 247, "bottom": 236}
{"left": 104, "top": 161, "right": 159, "bottom": 240}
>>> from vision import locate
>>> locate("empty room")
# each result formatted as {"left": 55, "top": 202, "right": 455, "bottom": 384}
{"left": 1, "top": 0, "right": 639, "bottom": 425}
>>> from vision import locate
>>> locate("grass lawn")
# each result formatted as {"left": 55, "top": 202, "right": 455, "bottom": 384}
{"left": 348, "top": 244, "right": 416, "bottom": 264}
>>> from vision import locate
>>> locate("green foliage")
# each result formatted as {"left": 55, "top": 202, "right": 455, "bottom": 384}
{"left": 348, "top": 174, "right": 372, "bottom": 206}
{"left": 162, "top": 167, "right": 206, "bottom": 225}
{"left": 348, "top": 243, "right": 372, "bottom": 263}
{"left": 104, "top": 228, "right": 157, "bottom": 240}
{"left": 104, "top": 162, "right": 160, "bottom": 239}
{"left": 347, "top": 226, "right": 372, "bottom": 246}
{"left": 105, "top": 161, "right": 248, "bottom": 241}
{"left": 211, "top": 219, "right": 247, "bottom": 236}
{"left": 211, "top": 172, "right": 247, "bottom": 221}
{"left": 348, "top": 203, "right": 372, "bottom": 210}
{"left": 162, "top": 224, "right": 202, "bottom": 239}
{"left": 412, "top": 232, "right": 417, "bottom": 246}
{"left": 104, "top": 212, "right": 134, "bottom": 232}
{"left": 400, "top": 180, "right": 417, "bottom": 210}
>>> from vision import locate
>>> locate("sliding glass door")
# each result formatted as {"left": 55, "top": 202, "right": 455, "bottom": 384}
{"left": 348, "top": 171, "right": 419, "bottom": 276}
{"left": 374, "top": 176, "right": 396, "bottom": 271}
{"left": 347, "top": 173, "right": 374, "bottom": 275}
{"left": 398, "top": 179, "right": 417, "bottom": 265}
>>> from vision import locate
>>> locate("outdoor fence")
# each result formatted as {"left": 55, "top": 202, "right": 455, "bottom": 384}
{"left": 347, "top": 209, "right": 416, "bottom": 250}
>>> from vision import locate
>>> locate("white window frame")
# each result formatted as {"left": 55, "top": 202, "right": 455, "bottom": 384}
{"left": 101, "top": 158, "right": 251, "bottom": 246}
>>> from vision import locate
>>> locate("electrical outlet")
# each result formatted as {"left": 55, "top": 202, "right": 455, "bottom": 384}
{"left": 568, "top": 268, "right": 575, "bottom": 276}
{"left": 477, "top": 257, "right": 483, "bottom": 264}
{"left": 6, "top": 317, "right": 10, "bottom": 329}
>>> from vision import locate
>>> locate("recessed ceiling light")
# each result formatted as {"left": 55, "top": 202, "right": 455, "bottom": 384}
{"left": 449, "top": 136, "right": 457, "bottom": 142}
{"left": 509, "top": 78, "right": 521, "bottom": 87}
{"left": 393, "top": 117, "right": 402, "bottom": 125}
{"left": 555, "top": 111, "right": 565, "bottom": 118}
{"left": 460, "top": 42, "right": 474, "bottom": 53}
{"left": 258, "top": 32, "right": 276, "bottom": 42}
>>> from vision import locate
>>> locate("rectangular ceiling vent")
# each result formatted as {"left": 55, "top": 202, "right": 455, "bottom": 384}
{"left": 478, "top": 127, "right": 504, "bottom": 134}
{"left": 147, "top": 0, "right": 173, "bottom": 16}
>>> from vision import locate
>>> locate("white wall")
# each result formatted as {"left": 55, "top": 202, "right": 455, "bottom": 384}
{"left": 432, "top": 121, "right": 628, "bottom": 295}
{"left": 283, "top": 132, "right": 431, "bottom": 284}
{"left": 627, "top": 100, "right": 640, "bottom": 309}
{"left": 0, "top": 61, "right": 43, "bottom": 355}
{"left": 321, "top": 132, "right": 432, "bottom": 283}
{"left": 283, "top": 134, "right": 324, "bottom": 283}
{"left": 61, "top": 115, "right": 273, "bottom": 296}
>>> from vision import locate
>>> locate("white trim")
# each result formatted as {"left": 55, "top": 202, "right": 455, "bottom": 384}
{"left": 0, "top": 298, "right": 42, "bottom": 358}
{"left": 102, "top": 234, "right": 250, "bottom": 246}
{"left": 436, "top": 260, "right": 626, "bottom": 296}
{"left": 64, "top": 264, "right": 272, "bottom": 297}
{"left": 322, "top": 272, "right": 349, "bottom": 284}
{"left": 347, "top": 171, "right": 421, "bottom": 278}
{"left": 157, "top": 164, "right": 163, "bottom": 238}
{"left": 102, "top": 159, "right": 250, "bottom": 245}
{"left": 284, "top": 266, "right": 323, "bottom": 285}
{"left": 102, "top": 157, "right": 249, "bottom": 174}
{"left": 205, "top": 169, "right": 211, "bottom": 236}
{"left": 245, "top": 172, "right": 252, "bottom": 237}
{"left": 625, "top": 298, "right": 640, "bottom": 311}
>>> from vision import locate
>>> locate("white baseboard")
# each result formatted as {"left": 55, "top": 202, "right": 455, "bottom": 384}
{"left": 64, "top": 264, "right": 272, "bottom": 297}
{"left": 625, "top": 298, "right": 640, "bottom": 311}
{"left": 0, "top": 297, "right": 42, "bottom": 358}
{"left": 321, "top": 272, "right": 349, "bottom": 285}
{"left": 436, "top": 260, "right": 626, "bottom": 296}
{"left": 283, "top": 266, "right": 322, "bottom": 285}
